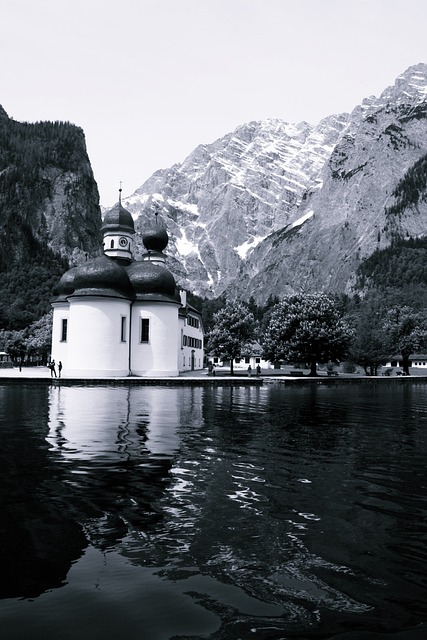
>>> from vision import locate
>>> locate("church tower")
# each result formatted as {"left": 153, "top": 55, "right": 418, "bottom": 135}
{"left": 101, "top": 188, "right": 135, "bottom": 262}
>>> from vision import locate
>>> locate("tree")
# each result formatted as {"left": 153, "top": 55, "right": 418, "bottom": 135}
{"left": 5, "top": 330, "right": 26, "bottom": 364}
{"left": 262, "top": 293, "right": 354, "bottom": 376}
{"left": 23, "top": 311, "right": 53, "bottom": 364}
{"left": 2, "top": 311, "right": 53, "bottom": 365}
{"left": 206, "top": 300, "right": 255, "bottom": 375}
{"left": 382, "top": 305, "right": 427, "bottom": 375}
{"left": 346, "top": 295, "right": 387, "bottom": 376}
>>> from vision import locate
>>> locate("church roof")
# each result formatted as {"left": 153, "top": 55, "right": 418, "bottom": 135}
{"left": 52, "top": 201, "right": 180, "bottom": 303}
{"left": 101, "top": 202, "right": 135, "bottom": 234}
{"left": 143, "top": 226, "right": 169, "bottom": 252}
{"left": 126, "top": 260, "right": 176, "bottom": 299}
{"left": 68, "top": 255, "right": 134, "bottom": 299}
{"left": 52, "top": 266, "right": 79, "bottom": 302}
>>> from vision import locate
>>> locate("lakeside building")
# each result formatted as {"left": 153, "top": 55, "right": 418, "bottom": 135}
{"left": 385, "top": 354, "right": 427, "bottom": 369}
{"left": 209, "top": 341, "right": 272, "bottom": 372}
{"left": 51, "top": 199, "right": 204, "bottom": 377}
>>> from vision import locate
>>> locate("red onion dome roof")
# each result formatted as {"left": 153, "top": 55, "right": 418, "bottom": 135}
{"left": 69, "top": 255, "right": 133, "bottom": 299}
{"left": 126, "top": 260, "right": 176, "bottom": 298}
{"left": 101, "top": 202, "right": 135, "bottom": 234}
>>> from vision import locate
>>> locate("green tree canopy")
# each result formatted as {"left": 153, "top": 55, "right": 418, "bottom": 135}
{"left": 206, "top": 300, "right": 256, "bottom": 375}
{"left": 345, "top": 294, "right": 388, "bottom": 376}
{"left": 382, "top": 305, "right": 427, "bottom": 375}
{"left": 23, "top": 311, "right": 53, "bottom": 360}
{"left": 262, "top": 293, "right": 354, "bottom": 376}
{"left": 1, "top": 311, "right": 52, "bottom": 364}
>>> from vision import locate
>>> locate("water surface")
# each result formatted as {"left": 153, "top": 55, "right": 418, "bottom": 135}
{"left": 0, "top": 382, "right": 426, "bottom": 639}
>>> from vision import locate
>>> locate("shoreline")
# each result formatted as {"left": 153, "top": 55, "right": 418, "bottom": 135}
{"left": 1, "top": 366, "right": 427, "bottom": 386}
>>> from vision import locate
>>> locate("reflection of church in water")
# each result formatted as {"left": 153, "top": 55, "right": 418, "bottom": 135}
{"left": 51, "top": 196, "right": 204, "bottom": 377}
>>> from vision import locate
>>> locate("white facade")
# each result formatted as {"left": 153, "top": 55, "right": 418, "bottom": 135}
{"left": 209, "top": 341, "right": 272, "bottom": 371}
{"left": 385, "top": 355, "right": 427, "bottom": 369}
{"left": 178, "top": 291, "right": 204, "bottom": 372}
{"left": 211, "top": 355, "right": 272, "bottom": 371}
{"left": 412, "top": 358, "right": 427, "bottom": 368}
{"left": 65, "top": 297, "right": 132, "bottom": 377}
{"left": 51, "top": 301, "right": 69, "bottom": 369}
{"left": 51, "top": 201, "right": 204, "bottom": 378}
{"left": 131, "top": 300, "right": 180, "bottom": 377}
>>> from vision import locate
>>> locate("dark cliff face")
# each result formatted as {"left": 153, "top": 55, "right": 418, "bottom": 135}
{"left": 0, "top": 107, "right": 102, "bottom": 329}
{"left": 0, "top": 108, "right": 102, "bottom": 267}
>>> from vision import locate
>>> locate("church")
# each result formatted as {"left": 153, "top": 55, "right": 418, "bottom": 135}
{"left": 51, "top": 198, "right": 204, "bottom": 377}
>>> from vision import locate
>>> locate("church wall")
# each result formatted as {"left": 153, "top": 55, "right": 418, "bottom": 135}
{"left": 66, "top": 297, "right": 132, "bottom": 377}
{"left": 51, "top": 302, "right": 69, "bottom": 366}
{"left": 130, "top": 301, "right": 179, "bottom": 377}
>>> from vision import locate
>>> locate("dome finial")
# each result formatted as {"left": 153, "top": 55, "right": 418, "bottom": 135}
{"left": 119, "top": 181, "right": 122, "bottom": 204}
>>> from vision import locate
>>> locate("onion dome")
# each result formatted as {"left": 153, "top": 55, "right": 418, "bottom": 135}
{"left": 143, "top": 226, "right": 169, "bottom": 252}
{"left": 101, "top": 202, "right": 135, "bottom": 234}
{"left": 52, "top": 266, "right": 78, "bottom": 302}
{"left": 126, "top": 260, "right": 176, "bottom": 298}
{"left": 69, "top": 255, "right": 133, "bottom": 299}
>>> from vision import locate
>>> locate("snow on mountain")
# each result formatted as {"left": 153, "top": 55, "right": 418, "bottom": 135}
{"left": 123, "top": 115, "right": 348, "bottom": 297}
{"left": 123, "top": 64, "right": 427, "bottom": 302}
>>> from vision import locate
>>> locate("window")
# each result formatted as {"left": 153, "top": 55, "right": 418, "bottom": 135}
{"left": 61, "top": 319, "right": 68, "bottom": 342}
{"left": 110, "top": 239, "right": 114, "bottom": 248}
{"left": 120, "top": 316, "right": 127, "bottom": 342}
{"left": 140, "top": 318, "right": 149, "bottom": 343}
{"left": 187, "top": 315, "right": 200, "bottom": 328}
{"left": 245, "top": 357, "right": 250, "bottom": 364}
{"left": 255, "top": 357, "right": 261, "bottom": 363}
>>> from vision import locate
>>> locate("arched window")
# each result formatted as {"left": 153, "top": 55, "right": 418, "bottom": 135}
{"left": 110, "top": 239, "right": 114, "bottom": 248}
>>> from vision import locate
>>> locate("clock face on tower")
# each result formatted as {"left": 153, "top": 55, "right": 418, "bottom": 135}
{"left": 119, "top": 237, "right": 128, "bottom": 247}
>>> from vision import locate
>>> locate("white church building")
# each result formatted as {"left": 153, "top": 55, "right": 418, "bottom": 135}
{"left": 51, "top": 199, "right": 204, "bottom": 377}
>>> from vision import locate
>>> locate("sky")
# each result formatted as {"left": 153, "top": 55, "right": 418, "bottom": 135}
{"left": 2, "top": 0, "right": 427, "bottom": 207}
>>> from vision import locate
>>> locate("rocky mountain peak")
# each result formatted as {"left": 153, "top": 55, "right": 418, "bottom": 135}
{"left": 122, "top": 64, "right": 427, "bottom": 302}
{"left": 354, "top": 63, "right": 427, "bottom": 123}
{"left": 380, "top": 63, "right": 427, "bottom": 105}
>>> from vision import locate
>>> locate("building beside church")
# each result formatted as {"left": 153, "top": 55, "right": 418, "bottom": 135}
{"left": 51, "top": 199, "right": 204, "bottom": 377}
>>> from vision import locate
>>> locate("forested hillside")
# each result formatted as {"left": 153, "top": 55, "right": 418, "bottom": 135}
{"left": 0, "top": 106, "right": 101, "bottom": 329}
{"left": 356, "top": 237, "right": 427, "bottom": 292}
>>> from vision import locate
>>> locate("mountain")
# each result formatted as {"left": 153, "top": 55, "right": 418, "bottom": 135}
{"left": 0, "top": 108, "right": 102, "bottom": 328}
{"left": 122, "top": 64, "right": 427, "bottom": 303}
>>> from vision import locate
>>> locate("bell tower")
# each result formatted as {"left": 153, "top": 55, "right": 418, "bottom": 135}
{"left": 101, "top": 186, "right": 135, "bottom": 263}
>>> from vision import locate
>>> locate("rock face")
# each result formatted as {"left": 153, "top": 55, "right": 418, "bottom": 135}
{"left": 0, "top": 109, "right": 102, "bottom": 271}
{"left": 122, "top": 64, "right": 427, "bottom": 303}
{"left": 0, "top": 108, "right": 103, "bottom": 328}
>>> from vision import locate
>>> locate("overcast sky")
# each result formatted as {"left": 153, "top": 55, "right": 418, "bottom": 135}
{"left": 2, "top": 0, "right": 427, "bottom": 206}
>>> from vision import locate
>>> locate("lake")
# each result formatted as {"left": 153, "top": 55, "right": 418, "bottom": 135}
{"left": 0, "top": 382, "right": 426, "bottom": 639}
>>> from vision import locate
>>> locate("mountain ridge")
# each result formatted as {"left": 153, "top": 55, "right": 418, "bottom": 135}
{"left": 122, "top": 63, "right": 427, "bottom": 302}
